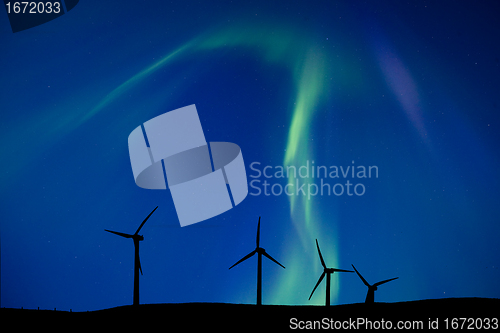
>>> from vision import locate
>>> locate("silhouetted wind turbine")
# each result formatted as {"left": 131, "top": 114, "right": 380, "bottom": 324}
{"left": 309, "top": 239, "right": 353, "bottom": 306}
{"left": 229, "top": 216, "right": 285, "bottom": 306}
{"left": 105, "top": 206, "right": 158, "bottom": 306}
{"left": 351, "top": 264, "right": 398, "bottom": 304}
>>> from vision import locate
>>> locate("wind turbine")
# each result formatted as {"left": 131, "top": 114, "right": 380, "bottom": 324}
{"left": 229, "top": 216, "right": 285, "bottom": 306}
{"left": 309, "top": 239, "right": 353, "bottom": 306}
{"left": 105, "top": 206, "right": 158, "bottom": 306}
{"left": 351, "top": 264, "right": 398, "bottom": 304}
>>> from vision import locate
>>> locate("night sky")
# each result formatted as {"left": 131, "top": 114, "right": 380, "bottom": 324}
{"left": 1, "top": 1, "right": 499, "bottom": 312}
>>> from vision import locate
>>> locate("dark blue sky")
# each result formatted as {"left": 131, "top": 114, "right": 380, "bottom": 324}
{"left": 1, "top": 1, "right": 499, "bottom": 311}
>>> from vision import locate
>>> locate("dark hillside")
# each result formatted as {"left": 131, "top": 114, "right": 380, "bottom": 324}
{"left": 2, "top": 298, "right": 498, "bottom": 330}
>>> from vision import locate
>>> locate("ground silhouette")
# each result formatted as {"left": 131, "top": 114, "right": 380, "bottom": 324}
{"left": 2, "top": 298, "right": 498, "bottom": 330}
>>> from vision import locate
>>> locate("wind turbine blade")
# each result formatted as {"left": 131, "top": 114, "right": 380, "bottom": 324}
{"left": 135, "top": 206, "right": 158, "bottom": 235}
{"left": 351, "top": 265, "right": 370, "bottom": 287}
{"left": 309, "top": 272, "right": 325, "bottom": 300}
{"left": 256, "top": 216, "right": 261, "bottom": 248}
{"left": 262, "top": 251, "right": 285, "bottom": 269}
{"left": 373, "top": 277, "right": 398, "bottom": 287}
{"left": 105, "top": 229, "right": 133, "bottom": 238}
{"left": 315, "top": 239, "right": 326, "bottom": 269}
{"left": 138, "top": 256, "right": 143, "bottom": 275}
{"left": 333, "top": 268, "right": 354, "bottom": 273}
{"left": 229, "top": 250, "right": 256, "bottom": 269}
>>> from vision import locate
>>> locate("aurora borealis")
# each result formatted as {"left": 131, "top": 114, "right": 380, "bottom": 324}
{"left": 1, "top": 1, "right": 499, "bottom": 312}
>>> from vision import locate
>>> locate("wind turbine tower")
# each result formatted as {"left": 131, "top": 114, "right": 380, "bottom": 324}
{"left": 351, "top": 264, "right": 398, "bottom": 304}
{"left": 309, "top": 239, "right": 353, "bottom": 306}
{"left": 105, "top": 206, "right": 158, "bottom": 306}
{"left": 229, "top": 217, "right": 285, "bottom": 306}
